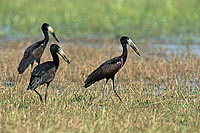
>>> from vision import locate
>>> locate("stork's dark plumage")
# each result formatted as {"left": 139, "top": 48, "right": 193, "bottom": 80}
{"left": 18, "top": 23, "right": 59, "bottom": 74}
{"left": 27, "top": 44, "right": 70, "bottom": 103}
{"left": 84, "top": 35, "right": 140, "bottom": 102}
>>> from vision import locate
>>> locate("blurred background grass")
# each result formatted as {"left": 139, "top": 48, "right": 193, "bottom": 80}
{"left": 0, "top": 0, "right": 199, "bottom": 43}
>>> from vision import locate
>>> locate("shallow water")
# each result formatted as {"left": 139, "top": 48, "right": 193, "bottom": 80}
{"left": 151, "top": 43, "right": 200, "bottom": 56}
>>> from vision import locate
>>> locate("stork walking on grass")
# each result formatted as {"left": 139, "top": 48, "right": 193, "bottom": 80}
{"left": 18, "top": 23, "right": 59, "bottom": 74}
{"left": 84, "top": 35, "right": 140, "bottom": 102}
{"left": 27, "top": 44, "right": 70, "bottom": 103}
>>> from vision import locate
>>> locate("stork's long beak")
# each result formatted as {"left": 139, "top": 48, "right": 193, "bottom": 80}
{"left": 127, "top": 39, "right": 140, "bottom": 56}
{"left": 48, "top": 26, "right": 59, "bottom": 42}
{"left": 58, "top": 48, "right": 70, "bottom": 64}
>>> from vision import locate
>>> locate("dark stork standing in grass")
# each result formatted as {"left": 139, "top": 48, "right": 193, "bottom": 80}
{"left": 84, "top": 35, "right": 140, "bottom": 102}
{"left": 27, "top": 44, "right": 70, "bottom": 103}
{"left": 17, "top": 23, "right": 59, "bottom": 74}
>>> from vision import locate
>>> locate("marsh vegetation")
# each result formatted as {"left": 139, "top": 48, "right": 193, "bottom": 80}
{"left": 0, "top": 41, "right": 200, "bottom": 132}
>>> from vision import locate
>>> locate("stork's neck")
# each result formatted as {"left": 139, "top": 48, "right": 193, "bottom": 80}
{"left": 51, "top": 51, "right": 59, "bottom": 70}
{"left": 121, "top": 43, "right": 128, "bottom": 62}
{"left": 42, "top": 30, "right": 49, "bottom": 46}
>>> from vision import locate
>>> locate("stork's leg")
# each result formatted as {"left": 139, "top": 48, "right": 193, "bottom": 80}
{"left": 45, "top": 83, "right": 50, "bottom": 103}
{"left": 45, "top": 86, "right": 48, "bottom": 103}
{"left": 36, "top": 58, "right": 40, "bottom": 64}
{"left": 112, "top": 77, "right": 123, "bottom": 102}
{"left": 103, "top": 79, "right": 109, "bottom": 100}
{"left": 34, "top": 89, "right": 43, "bottom": 103}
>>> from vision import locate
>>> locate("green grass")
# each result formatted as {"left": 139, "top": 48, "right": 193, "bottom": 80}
{"left": 0, "top": 0, "right": 200, "bottom": 43}
{"left": 0, "top": 41, "right": 200, "bottom": 132}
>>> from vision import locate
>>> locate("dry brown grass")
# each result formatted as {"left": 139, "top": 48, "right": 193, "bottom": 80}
{"left": 0, "top": 40, "right": 200, "bottom": 132}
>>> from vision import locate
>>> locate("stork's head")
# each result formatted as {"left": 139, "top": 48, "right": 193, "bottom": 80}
{"left": 120, "top": 35, "right": 140, "bottom": 56}
{"left": 42, "top": 23, "right": 59, "bottom": 42}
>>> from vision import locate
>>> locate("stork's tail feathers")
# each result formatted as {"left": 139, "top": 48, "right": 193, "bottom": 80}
{"left": 84, "top": 80, "right": 95, "bottom": 88}
{"left": 27, "top": 77, "right": 40, "bottom": 90}
{"left": 18, "top": 56, "right": 32, "bottom": 74}
{"left": 84, "top": 73, "right": 97, "bottom": 88}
